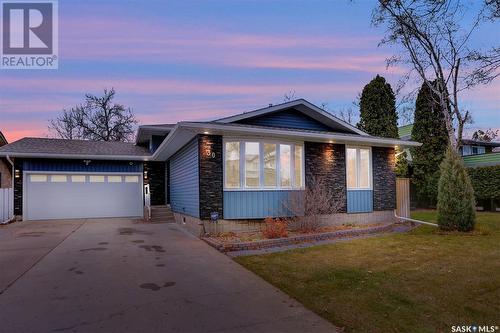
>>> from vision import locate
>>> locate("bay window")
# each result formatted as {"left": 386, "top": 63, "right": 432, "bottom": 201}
{"left": 280, "top": 144, "right": 291, "bottom": 187}
{"left": 224, "top": 140, "right": 303, "bottom": 190}
{"left": 245, "top": 142, "right": 260, "bottom": 187}
{"left": 225, "top": 142, "right": 240, "bottom": 188}
{"left": 346, "top": 147, "right": 371, "bottom": 189}
{"left": 263, "top": 143, "right": 277, "bottom": 187}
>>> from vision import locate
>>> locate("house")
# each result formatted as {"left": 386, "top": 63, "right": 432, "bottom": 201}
{"left": 0, "top": 131, "right": 12, "bottom": 188}
{"left": 398, "top": 124, "right": 500, "bottom": 167}
{"left": 398, "top": 124, "right": 500, "bottom": 211}
{"left": 0, "top": 99, "right": 420, "bottom": 232}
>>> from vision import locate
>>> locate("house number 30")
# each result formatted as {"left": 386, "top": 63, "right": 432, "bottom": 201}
{"left": 205, "top": 149, "right": 215, "bottom": 159}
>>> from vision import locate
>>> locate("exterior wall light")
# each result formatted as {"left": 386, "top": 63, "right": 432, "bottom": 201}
{"left": 14, "top": 169, "right": 20, "bottom": 178}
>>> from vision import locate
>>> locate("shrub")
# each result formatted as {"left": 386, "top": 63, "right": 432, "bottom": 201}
{"left": 262, "top": 217, "right": 288, "bottom": 239}
{"left": 437, "top": 148, "right": 476, "bottom": 231}
{"left": 285, "top": 176, "right": 345, "bottom": 233}
{"left": 467, "top": 165, "right": 500, "bottom": 200}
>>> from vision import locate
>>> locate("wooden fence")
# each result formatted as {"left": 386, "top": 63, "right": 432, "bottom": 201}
{"left": 0, "top": 188, "right": 14, "bottom": 222}
{"left": 396, "top": 178, "right": 411, "bottom": 218}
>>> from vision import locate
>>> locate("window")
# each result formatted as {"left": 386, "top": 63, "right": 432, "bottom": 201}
{"left": 71, "top": 175, "right": 86, "bottom": 183}
{"left": 245, "top": 142, "right": 260, "bottom": 187}
{"left": 30, "top": 175, "right": 47, "bottom": 182}
{"left": 224, "top": 140, "right": 303, "bottom": 190}
{"left": 346, "top": 147, "right": 371, "bottom": 189}
{"left": 125, "top": 175, "right": 139, "bottom": 183}
{"left": 89, "top": 175, "right": 105, "bottom": 183}
{"left": 280, "top": 144, "right": 291, "bottom": 187}
{"left": 108, "top": 175, "right": 122, "bottom": 183}
{"left": 225, "top": 142, "right": 240, "bottom": 188}
{"left": 263, "top": 143, "right": 277, "bottom": 187}
{"left": 50, "top": 175, "right": 67, "bottom": 182}
{"left": 294, "top": 145, "right": 303, "bottom": 187}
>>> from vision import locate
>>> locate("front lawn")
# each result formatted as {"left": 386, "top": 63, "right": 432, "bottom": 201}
{"left": 235, "top": 211, "right": 500, "bottom": 333}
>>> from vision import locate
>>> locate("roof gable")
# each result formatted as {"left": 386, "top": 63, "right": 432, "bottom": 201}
{"left": 234, "top": 107, "right": 334, "bottom": 132}
{"left": 215, "top": 99, "right": 368, "bottom": 135}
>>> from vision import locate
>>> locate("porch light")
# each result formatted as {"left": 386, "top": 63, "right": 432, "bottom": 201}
{"left": 14, "top": 169, "right": 20, "bottom": 178}
{"left": 144, "top": 170, "right": 148, "bottom": 180}
{"left": 203, "top": 131, "right": 210, "bottom": 135}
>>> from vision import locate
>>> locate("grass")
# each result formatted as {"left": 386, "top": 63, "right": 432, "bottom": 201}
{"left": 235, "top": 211, "right": 500, "bottom": 333}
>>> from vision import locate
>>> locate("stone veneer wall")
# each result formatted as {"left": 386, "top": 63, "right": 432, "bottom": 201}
{"left": 304, "top": 142, "right": 347, "bottom": 212}
{"left": 372, "top": 147, "right": 396, "bottom": 211}
{"left": 143, "top": 161, "right": 165, "bottom": 205}
{"left": 198, "top": 134, "right": 223, "bottom": 220}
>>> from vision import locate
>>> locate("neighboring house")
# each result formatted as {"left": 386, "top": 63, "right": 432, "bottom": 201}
{"left": 0, "top": 131, "right": 12, "bottom": 188}
{"left": 398, "top": 124, "right": 500, "bottom": 211}
{"left": 398, "top": 124, "right": 500, "bottom": 167}
{"left": 0, "top": 99, "right": 419, "bottom": 232}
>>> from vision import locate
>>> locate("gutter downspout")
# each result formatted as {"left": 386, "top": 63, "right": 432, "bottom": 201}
{"left": 394, "top": 211, "right": 438, "bottom": 227}
{"left": 1, "top": 156, "right": 15, "bottom": 225}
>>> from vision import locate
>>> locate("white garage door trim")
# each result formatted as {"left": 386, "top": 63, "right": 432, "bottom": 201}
{"left": 23, "top": 171, "right": 144, "bottom": 221}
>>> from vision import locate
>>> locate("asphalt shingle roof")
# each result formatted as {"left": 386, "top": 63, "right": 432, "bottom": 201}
{"left": 0, "top": 137, "right": 151, "bottom": 157}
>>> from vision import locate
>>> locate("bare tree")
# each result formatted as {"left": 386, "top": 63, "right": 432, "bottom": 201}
{"left": 373, "top": 0, "right": 499, "bottom": 149}
{"left": 284, "top": 176, "right": 345, "bottom": 232}
{"left": 283, "top": 89, "right": 297, "bottom": 102}
{"left": 471, "top": 128, "right": 499, "bottom": 142}
{"left": 49, "top": 88, "right": 138, "bottom": 142}
{"left": 333, "top": 107, "right": 357, "bottom": 125}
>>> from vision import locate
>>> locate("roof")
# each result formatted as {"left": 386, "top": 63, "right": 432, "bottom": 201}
{"left": 0, "top": 131, "right": 7, "bottom": 146}
{"left": 135, "top": 124, "right": 176, "bottom": 144}
{"left": 215, "top": 99, "right": 368, "bottom": 136}
{"left": 398, "top": 124, "right": 413, "bottom": 140}
{"left": 463, "top": 152, "right": 500, "bottom": 168}
{"left": 0, "top": 138, "right": 151, "bottom": 160}
{"left": 461, "top": 139, "right": 500, "bottom": 147}
{"left": 152, "top": 121, "right": 421, "bottom": 161}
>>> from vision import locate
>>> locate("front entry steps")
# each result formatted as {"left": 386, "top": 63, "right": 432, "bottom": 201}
{"left": 149, "top": 205, "right": 175, "bottom": 224}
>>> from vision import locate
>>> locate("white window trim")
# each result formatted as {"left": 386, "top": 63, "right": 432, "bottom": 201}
{"left": 346, "top": 146, "right": 373, "bottom": 190}
{"left": 223, "top": 138, "right": 305, "bottom": 191}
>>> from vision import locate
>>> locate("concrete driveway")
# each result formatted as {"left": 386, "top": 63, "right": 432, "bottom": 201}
{"left": 0, "top": 218, "right": 336, "bottom": 333}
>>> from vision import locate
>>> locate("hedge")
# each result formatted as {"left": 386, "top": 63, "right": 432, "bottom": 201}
{"left": 467, "top": 165, "right": 500, "bottom": 200}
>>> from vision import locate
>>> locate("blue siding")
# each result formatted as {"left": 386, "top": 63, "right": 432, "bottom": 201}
{"left": 169, "top": 139, "right": 199, "bottom": 217}
{"left": 347, "top": 190, "right": 373, "bottom": 213}
{"left": 23, "top": 159, "right": 142, "bottom": 172}
{"left": 223, "top": 190, "right": 300, "bottom": 219}
{"left": 235, "top": 108, "right": 333, "bottom": 131}
{"left": 150, "top": 135, "right": 166, "bottom": 152}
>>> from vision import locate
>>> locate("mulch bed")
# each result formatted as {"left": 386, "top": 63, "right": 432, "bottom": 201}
{"left": 203, "top": 223, "right": 404, "bottom": 253}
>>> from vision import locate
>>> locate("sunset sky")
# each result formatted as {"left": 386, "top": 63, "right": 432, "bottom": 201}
{"left": 1, "top": 0, "right": 498, "bottom": 142}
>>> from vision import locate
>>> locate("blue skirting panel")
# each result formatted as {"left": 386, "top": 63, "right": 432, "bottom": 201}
{"left": 223, "top": 190, "right": 300, "bottom": 219}
{"left": 347, "top": 190, "right": 373, "bottom": 213}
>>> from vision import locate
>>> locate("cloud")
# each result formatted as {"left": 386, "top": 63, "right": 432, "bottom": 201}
{"left": 58, "top": 16, "right": 393, "bottom": 73}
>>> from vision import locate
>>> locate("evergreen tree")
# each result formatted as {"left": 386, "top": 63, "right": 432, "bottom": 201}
{"left": 437, "top": 148, "right": 476, "bottom": 231}
{"left": 411, "top": 81, "right": 449, "bottom": 206}
{"left": 357, "top": 75, "right": 398, "bottom": 138}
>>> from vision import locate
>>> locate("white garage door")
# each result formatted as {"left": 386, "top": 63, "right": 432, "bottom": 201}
{"left": 25, "top": 173, "right": 143, "bottom": 220}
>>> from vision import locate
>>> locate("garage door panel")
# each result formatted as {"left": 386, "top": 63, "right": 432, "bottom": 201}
{"left": 25, "top": 173, "right": 143, "bottom": 220}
